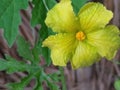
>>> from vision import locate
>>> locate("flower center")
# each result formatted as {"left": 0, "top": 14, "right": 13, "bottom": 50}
{"left": 76, "top": 31, "right": 86, "bottom": 41}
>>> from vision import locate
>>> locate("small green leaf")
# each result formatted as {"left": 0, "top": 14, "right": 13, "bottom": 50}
{"left": 48, "top": 71, "right": 60, "bottom": 82}
{"left": 0, "top": 55, "right": 29, "bottom": 74}
{"left": 72, "top": 0, "right": 89, "bottom": 14}
{"left": 0, "top": 0, "right": 28, "bottom": 46}
{"left": 34, "top": 79, "right": 43, "bottom": 90}
{"left": 7, "top": 74, "right": 33, "bottom": 90}
{"left": 47, "top": 81, "right": 60, "bottom": 90}
{"left": 114, "top": 79, "right": 120, "bottom": 90}
{"left": 41, "top": 46, "right": 51, "bottom": 65}
{"left": 32, "top": 44, "right": 41, "bottom": 64}
{"left": 42, "top": 71, "right": 60, "bottom": 90}
{"left": 17, "top": 36, "right": 33, "bottom": 62}
{"left": 6, "top": 66, "right": 42, "bottom": 90}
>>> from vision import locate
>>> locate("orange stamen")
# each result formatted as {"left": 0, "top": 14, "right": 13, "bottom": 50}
{"left": 76, "top": 31, "right": 86, "bottom": 41}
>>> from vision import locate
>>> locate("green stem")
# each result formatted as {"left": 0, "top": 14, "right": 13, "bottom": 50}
{"left": 42, "top": 0, "right": 49, "bottom": 11}
{"left": 59, "top": 67, "right": 67, "bottom": 90}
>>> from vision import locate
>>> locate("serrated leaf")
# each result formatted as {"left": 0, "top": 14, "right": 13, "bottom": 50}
{"left": 7, "top": 74, "right": 33, "bottom": 90}
{"left": 114, "top": 79, "right": 120, "bottom": 90}
{"left": 0, "top": 55, "right": 29, "bottom": 74}
{"left": 6, "top": 66, "right": 42, "bottom": 90}
{"left": 72, "top": 0, "right": 89, "bottom": 14}
{"left": 0, "top": 0, "right": 28, "bottom": 46}
{"left": 17, "top": 36, "right": 33, "bottom": 62}
{"left": 42, "top": 71, "right": 60, "bottom": 90}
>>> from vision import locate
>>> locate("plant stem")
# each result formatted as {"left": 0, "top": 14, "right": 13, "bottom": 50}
{"left": 59, "top": 67, "right": 67, "bottom": 90}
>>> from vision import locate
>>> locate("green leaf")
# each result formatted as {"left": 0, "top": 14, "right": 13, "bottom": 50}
{"left": 41, "top": 46, "right": 51, "bottom": 65}
{"left": 0, "top": 55, "right": 29, "bottom": 74}
{"left": 6, "top": 64, "right": 42, "bottom": 90}
{"left": 47, "top": 81, "right": 60, "bottom": 90}
{"left": 31, "top": 0, "right": 56, "bottom": 26}
{"left": 0, "top": 0, "right": 28, "bottom": 47}
{"left": 114, "top": 79, "right": 120, "bottom": 90}
{"left": 33, "top": 69, "right": 44, "bottom": 90}
{"left": 42, "top": 71, "right": 60, "bottom": 90}
{"left": 72, "top": 0, "right": 89, "bottom": 14}
{"left": 31, "top": 0, "right": 56, "bottom": 65}
{"left": 33, "top": 79, "right": 43, "bottom": 90}
{"left": 39, "top": 27, "right": 52, "bottom": 66}
{"left": 7, "top": 74, "right": 33, "bottom": 90}
{"left": 31, "top": 0, "right": 47, "bottom": 26}
{"left": 17, "top": 36, "right": 34, "bottom": 62}
{"left": 48, "top": 71, "right": 60, "bottom": 82}
{"left": 45, "top": 0, "right": 57, "bottom": 9}
{"left": 32, "top": 44, "right": 41, "bottom": 64}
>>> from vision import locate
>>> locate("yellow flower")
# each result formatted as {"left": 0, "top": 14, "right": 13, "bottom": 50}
{"left": 42, "top": 0, "right": 120, "bottom": 69}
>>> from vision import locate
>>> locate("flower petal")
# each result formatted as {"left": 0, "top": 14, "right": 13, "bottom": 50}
{"left": 42, "top": 33, "right": 77, "bottom": 66}
{"left": 78, "top": 2, "right": 113, "bottom": 33}
{"left": 45, "top": 0, "right": 79, "bottom": 33}
{"left": 87, "top": 25, "right": 120, "bottom": 60}
{"left": 71, "top": 42, "right": 100, "bottom": 69}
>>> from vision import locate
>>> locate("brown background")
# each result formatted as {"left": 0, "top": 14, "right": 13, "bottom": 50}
{"left": 0, "top": 0, "right": 120, "bottom": 90}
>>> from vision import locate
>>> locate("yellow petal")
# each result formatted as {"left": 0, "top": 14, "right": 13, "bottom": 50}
{"left": 71, "top": 42, "right": 100, "bottom": 69}
{"left": 45, "top": 0, "right": 79, "bottom": 33}
{"left": 87, "top": 25, "right": 120, "bottom": 60}
{"left": 42, "top": 33, "right": 77, "bottom": 66}
{"left": 78, "top": 2, "right": 113, "bottom": 33}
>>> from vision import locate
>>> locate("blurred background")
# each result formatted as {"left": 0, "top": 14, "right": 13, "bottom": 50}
{"left": 0, "top": 0, "right": 120, "bottom": 90}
